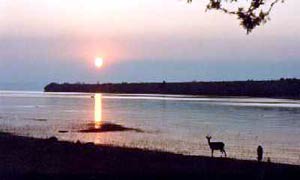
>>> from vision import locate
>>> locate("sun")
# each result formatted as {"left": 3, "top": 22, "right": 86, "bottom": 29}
{"left": 95, "top": 57, "right": 103, "bottom": 68}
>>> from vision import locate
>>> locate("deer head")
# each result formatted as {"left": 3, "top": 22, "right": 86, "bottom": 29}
{"left": 206, "top": 135, "right": 212, "bottom": 140}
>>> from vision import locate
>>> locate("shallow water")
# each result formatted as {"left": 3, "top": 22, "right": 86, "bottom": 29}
{"left": 0, "top": 91, "right": 300, "bottom": 165}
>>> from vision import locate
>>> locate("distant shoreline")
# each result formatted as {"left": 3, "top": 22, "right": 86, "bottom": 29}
{"left": 44, "top": 78, "right": 300, "bottom": 99}
{"left": 0, "top": 132, "right": 299, "bottom": 179}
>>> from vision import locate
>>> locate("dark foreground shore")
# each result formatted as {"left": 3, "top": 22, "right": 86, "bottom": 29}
{"left": 0, "top": 132, "right": 299, "bottom": 179}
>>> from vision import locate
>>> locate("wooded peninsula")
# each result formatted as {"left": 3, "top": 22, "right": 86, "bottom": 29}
{"left": 44, "top": 78, "right": 300, "bottom": 98}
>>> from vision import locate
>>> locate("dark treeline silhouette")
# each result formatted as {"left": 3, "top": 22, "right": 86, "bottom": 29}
{"left": 44, "top": 78, "right": 300, "bottom": 98}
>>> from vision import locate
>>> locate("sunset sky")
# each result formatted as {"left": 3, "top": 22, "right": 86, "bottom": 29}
{"left": 0, "top": 0, "right": 300, "bottom": 90}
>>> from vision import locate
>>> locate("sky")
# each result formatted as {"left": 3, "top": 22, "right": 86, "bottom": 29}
{"left": 0, "top": 0, "right": 300, "bottom": 90}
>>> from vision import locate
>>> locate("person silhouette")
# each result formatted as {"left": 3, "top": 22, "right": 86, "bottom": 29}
{"left": 257, "top": 145, "right": 263, "bottom": 162}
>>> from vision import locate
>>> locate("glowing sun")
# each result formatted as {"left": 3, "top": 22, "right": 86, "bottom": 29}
{"left": 95, "top": 57, "right": 103, "bottom": 68}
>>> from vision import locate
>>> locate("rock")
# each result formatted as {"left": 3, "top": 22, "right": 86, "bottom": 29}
{"left": 48, "top": 136, "right": 58, "bottom": 142}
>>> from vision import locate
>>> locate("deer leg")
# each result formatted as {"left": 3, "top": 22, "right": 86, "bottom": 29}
{"left": 223, "top": 149, "right": 227, "bottom": 157}
{"left": 211, "top": 150, "right": 214, "bottom": 157}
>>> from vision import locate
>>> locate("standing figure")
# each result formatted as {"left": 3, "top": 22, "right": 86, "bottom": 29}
{"left": 206, "top": 136, "right": 227, "bottom": 157}
{"left": 257, "top": 145, "right": 263, "bottom": 162}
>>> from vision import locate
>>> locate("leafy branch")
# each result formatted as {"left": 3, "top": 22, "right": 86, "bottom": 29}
{"left": 187, "top": 0, "right": 284, "bottom": 33}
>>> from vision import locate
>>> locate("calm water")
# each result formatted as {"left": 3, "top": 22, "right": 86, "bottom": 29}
{"left": 0, "top": 91, "right": 300, "bottom": 165}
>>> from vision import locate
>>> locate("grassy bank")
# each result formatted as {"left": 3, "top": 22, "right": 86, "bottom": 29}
{"left": 0, "top": 132, "right": 299, "bottom": 179}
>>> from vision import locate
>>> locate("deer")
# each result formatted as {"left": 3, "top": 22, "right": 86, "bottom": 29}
{"left": 206, "top": 136, "right": 227, "bottom": 157}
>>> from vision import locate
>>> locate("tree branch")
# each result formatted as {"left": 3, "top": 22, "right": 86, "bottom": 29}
{"left": 187, "top": 0, "right": 284, "bottom": 33}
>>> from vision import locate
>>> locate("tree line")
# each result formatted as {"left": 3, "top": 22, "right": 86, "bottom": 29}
{"left": 45, "top": 78, "right": 300, "bottom": 98}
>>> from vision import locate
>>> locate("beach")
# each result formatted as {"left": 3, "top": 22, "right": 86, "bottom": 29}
{"left": 0, "top": 132, "right": 299, "bottom": 179}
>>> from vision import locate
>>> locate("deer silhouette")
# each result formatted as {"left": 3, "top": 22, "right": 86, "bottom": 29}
{"left": 206, "top": 136, "right": 227, "bottom": 157}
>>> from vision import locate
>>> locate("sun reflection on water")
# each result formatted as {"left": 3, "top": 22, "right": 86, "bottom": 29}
{"left": 94, "top": 93, "right": 102, "bottom": 128}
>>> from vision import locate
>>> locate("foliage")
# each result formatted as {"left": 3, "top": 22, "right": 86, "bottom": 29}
{"left": 187, "top": 0, "right": 284, "bottom": 33}
{"left": 45, "top": 78, "right": 300, "bottom": 98}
